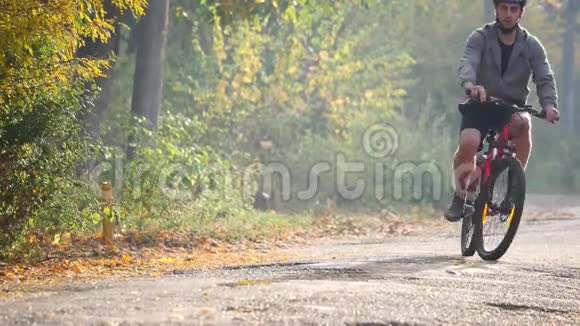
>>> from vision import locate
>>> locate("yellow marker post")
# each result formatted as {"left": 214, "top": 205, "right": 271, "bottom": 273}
{"left": 100, "top": 182, "right": 114, "bottom": 245}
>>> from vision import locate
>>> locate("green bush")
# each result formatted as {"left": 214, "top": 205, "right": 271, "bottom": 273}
{"left": 111, "top": 112, "right": 253, "bottom": 232}
{"left": 0, "top": 88, "right": 97, "bottom": 258}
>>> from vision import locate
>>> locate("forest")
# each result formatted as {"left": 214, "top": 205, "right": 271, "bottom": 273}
{"left": 0, "top": 0, "right": 578, "bottom": 261}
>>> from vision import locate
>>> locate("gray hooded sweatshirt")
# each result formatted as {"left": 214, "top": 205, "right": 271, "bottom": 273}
{"left": 458, "top": 22, "right": 558, "bottom": 109}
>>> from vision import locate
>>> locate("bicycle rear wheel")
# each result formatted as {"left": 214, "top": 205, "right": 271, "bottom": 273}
{"left": 474, "top": 156, "right": 526, "bottom": 261}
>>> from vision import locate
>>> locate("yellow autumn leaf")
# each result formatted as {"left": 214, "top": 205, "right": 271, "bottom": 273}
{"left": 243, "top": 74, "right": 253, "bottom": 84}
{"left": 287, "top": 66, "right": 298, "bottom": 75}
{"left": 28, "top": 234, "right": 37, "bottom": 244}
{"left": 236, "top": 279, "right": 257, "bottom": 286}
{"left": 331, "top": 98, "right": 345, "bottom": 107}
{"left": 236, "top": 279, "right": 270, "bottom": 286}
{"left": 217, "top": 80, "right": 227, "bottom": 97}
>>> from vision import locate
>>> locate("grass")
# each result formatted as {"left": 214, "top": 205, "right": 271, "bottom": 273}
{"left": 185, "top": 209, "right": 313, "bottom": 242}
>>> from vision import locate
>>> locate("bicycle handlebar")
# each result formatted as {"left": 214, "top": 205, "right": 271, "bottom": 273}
{"left": 486, "top": 96, "right": 546, "bottom": 119}
{"left": 462, "top": 92, "right": 547, "bottom": 119}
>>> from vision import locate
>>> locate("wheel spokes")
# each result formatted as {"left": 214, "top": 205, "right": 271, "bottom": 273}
{"left": 482, "top": 168, "right": 511, "bottom": 252}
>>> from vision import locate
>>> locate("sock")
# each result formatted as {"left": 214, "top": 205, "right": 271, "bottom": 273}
{"left": 465, "top": 192, "right": 477, "bottom": 202}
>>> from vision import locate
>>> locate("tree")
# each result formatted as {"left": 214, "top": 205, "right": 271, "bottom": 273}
{"left": 76, "top": 0, "right": 137, "bottom": 138}
{"left": 130, "top": 0, "right": 169, "bottom": 130}
{"left": 0, "top": 0, "right": 145, "bottom": 106}
{"left": 0, "top": 0, "right": 145, "bottom": 254}
{"left": 128, "top": 0, "right": 170, "bottom": 159}
{"left": 561, "top": 0, "right": 577, "bottom": 133}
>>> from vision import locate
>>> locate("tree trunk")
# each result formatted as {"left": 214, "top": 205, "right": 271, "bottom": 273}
{"left": 561, "top": 0, "right": 577, "bottom": 133}
{"left": 74, "top": 0, "right": 121, "bottom": 178}
{"left": 128, "top": 0, "right": 170, "bottom": 159}
{"left": 198, "top": 14, "right": 214, "bottom": 56}
{"left": 76, "top": 0, "right": 121, "bottom": 138}
{"left": 484, "top": 0, "right": 495, "bottom": 23}
{"left": 130, "top": 0, "right": 170, "bottom": 129}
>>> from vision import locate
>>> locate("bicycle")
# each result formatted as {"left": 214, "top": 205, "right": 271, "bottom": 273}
{"left": 457, "top": 96, "right": 547, "bottom": 261}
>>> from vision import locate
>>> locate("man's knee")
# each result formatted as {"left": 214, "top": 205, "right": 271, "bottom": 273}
{"left": 458, "top": 129, "right": 481, "bottom": 155}
{"left": 511, "top": 113, "right": 531, "bottom": 138}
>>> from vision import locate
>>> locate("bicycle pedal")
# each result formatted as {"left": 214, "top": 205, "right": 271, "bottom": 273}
{"left": 462, "top": 205, "right": 475, "bottom": 218}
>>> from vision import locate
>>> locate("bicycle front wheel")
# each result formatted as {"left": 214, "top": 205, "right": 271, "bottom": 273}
{"left": 475, "top": 156, "right": 526, "bottom": 261}
{"left": 461, "top": 212, "right": 476, "bottom": 256}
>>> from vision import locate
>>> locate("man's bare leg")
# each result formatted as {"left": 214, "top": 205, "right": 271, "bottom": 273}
{"left": 445, "top": 128, "right": 481, "bottom": 221}
{"left": 510, "top": 113, "right": 532, "bottom": 169}
{"left": 454, "top": 129, "right": 481, "bottom": 196}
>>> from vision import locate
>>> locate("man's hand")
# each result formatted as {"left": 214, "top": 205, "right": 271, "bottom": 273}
{"left": 543, "top": 105, "right": 560, "bottom": 124}
{"left": 464, "top": 82, "right": 487, "bottom": 102}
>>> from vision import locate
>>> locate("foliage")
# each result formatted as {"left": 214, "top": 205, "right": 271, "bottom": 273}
{"left": 112, "top": 113, "right": 251, "bottom": 232}
{"left": 0, "top": 0, "right": 146, "bottom": 105}
{"left": 0, "top": 87, "right": 98, "bottom": 259}
{"left": 157, "top": 1, "right": 416, "bottom": 211}
{"left": 0, "top": 0, "right": 145, "bottom": 257}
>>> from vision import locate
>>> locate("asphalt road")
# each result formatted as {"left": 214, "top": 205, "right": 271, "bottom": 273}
{"left": 0, "top": 194, "right": 579, "bottom": 325}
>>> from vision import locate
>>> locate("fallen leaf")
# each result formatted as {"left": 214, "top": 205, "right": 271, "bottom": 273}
{"left": 237, "top": 279, "right": 256, "bottom": 286}
{"left": 52, "top": 234, "right": 61, "bottom": 245}
{"left": 236, "top": 279, "right": 270, "bottom": 286}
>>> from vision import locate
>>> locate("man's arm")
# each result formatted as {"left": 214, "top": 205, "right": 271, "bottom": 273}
{"left": 529, "top": 36, "right": 558, "bottom": 110}
{"left": 458, "top": 30, "right": 485, "bottom": 90}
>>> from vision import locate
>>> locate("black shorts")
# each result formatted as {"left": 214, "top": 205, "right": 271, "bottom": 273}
{"left": 459, "top": 102, "right": 511, "bottom": 141}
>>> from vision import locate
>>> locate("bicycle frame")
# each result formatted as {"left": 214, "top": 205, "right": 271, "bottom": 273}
{"left": 462, "top": 96, "right": 545, "bottom": 191}
{"left": 480, "top": 118, "right": 513, "bottom": 184}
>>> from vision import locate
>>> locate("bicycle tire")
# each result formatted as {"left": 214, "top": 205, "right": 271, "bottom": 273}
{"left": 460, "top": 166, "right": 482, "bottom": 257}
{"left": 475, "top": 156, "right": 526, "bottom": 261}
{"left": 460, "top": 212, "right": 476, "bottom": 256}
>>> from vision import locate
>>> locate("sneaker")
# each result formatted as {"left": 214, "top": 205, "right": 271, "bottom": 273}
{"left": 444, "top": 195, "right": 475, "bottom": 222}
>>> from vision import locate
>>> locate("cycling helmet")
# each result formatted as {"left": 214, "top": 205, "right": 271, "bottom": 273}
{"left": 493, "top": 0, "right": 527, "bottom": 7}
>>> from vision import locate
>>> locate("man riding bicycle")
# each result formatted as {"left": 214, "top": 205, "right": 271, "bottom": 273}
{"left": 445, "top": 0, "right": 560, "bottom": 222}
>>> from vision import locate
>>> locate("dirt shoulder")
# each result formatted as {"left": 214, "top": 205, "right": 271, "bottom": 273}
{"left": 1, "top": 193, "right": 575, "bottom": 302}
